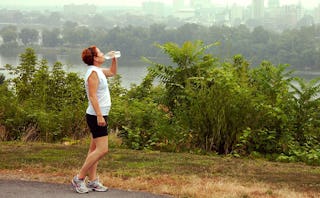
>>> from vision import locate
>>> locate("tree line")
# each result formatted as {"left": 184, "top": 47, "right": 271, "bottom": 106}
{"left": 1, "top": 23, "right": 320, "bottom": 70}
{"left": 0, "top": 42, "right": 319, "bottom": 165}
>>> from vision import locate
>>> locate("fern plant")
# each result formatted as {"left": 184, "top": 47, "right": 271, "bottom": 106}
{"left": 148, "top": 40, "right": 218, "bottom": 110}
{"left": 290, "top": 77, "right": 320, "bottom": 144}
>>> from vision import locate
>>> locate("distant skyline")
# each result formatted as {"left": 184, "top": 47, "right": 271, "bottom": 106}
{"left": 1, "top": 0, "right": 320, "bottom": 9}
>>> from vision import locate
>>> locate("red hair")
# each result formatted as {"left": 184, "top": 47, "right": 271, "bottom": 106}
{"left": 81, "top": 45, "right": 97, "bottom": 65}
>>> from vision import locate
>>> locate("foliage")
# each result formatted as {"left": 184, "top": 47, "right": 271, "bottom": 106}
{"left": 109, "top": 74, "right": 178, "bottom": 151}
{"left": 0, "top": 25, "right": 18, "bottom": 44}
{"left": 146, "top": 41, "right": 320, "bottom": 162}
{"left": 148, "top": 40, "right": 218, "bottom": 110}
{"left": 2, "top": 48, "right": 86, "bottom": 141}
{"left": 1, "top": 40, "right": 320, "bottom": 165}
{"left": 42, "top": 28, "right": 63, "bottom": 47}
{"left": 0, "top": 82, "right": 20, "bottom": 140}
{"left": 0, "top": 73, "right": 5, "bottom": 85}
{"left": 19, "top": 28, "right": 39, "bottom": 45}
{"left": 290, "top": 77, "right": 320, "bottom": 144}
{"left": 179, "top": 61, "right": 253, "bottom": 154}
{"left": 1, "top": 22, "right": 320, "bottom": 70}
{"left": 148, "top": 41, "right": 250, "bottom": 154}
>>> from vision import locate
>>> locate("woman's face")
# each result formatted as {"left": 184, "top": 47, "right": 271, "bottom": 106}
{"left": 94, "top": 48, "right": 105, "bottom": 64}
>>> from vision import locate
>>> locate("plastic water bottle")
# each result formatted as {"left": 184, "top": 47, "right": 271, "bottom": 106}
{"left": 104, "top": 51, "right": 121, "bottom": 60}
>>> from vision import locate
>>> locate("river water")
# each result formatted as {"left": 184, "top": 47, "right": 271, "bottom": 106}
{"left": 1, "top": 53, "right": 319, "bottom": 89}
{"left": 0, "top": 53, "right": 150, "bottom": 88}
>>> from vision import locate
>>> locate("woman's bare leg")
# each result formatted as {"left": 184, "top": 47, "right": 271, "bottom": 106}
{"left": 78, "top": 136, "right": 108, "bottom": 179}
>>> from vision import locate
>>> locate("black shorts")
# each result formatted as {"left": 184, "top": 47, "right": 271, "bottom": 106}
{"left": 86, "top": 114, "right": 108, "bottom": 138}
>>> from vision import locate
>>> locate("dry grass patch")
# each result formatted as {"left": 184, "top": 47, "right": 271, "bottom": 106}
{"left": 0, "top": 141, "right": 319, "bottom": 198}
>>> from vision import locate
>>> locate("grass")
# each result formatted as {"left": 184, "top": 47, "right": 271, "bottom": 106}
{"left": 0, "top": 138, "right": 320, "bottom": 198}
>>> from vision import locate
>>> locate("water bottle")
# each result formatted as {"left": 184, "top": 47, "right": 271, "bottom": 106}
{"left": 104, "top": 51, "right": 121, "bottom": 60}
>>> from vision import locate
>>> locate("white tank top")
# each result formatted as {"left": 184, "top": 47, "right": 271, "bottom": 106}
{"left": 85, "top": 66, "right": 111, "bottom": 116}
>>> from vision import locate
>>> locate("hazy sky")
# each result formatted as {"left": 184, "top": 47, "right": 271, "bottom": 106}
{"left": 1, "top": 0, "right": 320, "bottom": 9}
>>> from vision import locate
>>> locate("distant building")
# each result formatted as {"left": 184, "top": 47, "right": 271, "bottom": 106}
{"left": 190, "top": 0, "right": 211, "bottom": 9}
{"left": 173, "top": 0, "right": 185, "bottom": 11}
{"left": 315, "top": 5, "right": 320, "bottom": 24}
{"left": 63, "top": 4, "right": 96, "bottom": 16}
{"left": 252, "top": 0, "right": 264, "bottom": 18}
{"left": 172, "top": 0, "right": 198, "bottom": 20}
{"left": 214, "top": 8, "right": 230, "bottom": 26}
{"left": 173, "top": 8, "right": 195, "bottom": 19}
{"left": 264, "top": 2, "right": 281, "bottom": 31}
{"left": 279, "top": 5, "right": 301, "bottom": 29}
{"left": 189, "top": 0, "right": 213, "bottom": 22}
{"left": 230, "top": 4, "right": 244, "bottom": 26}
{"left": 268, "top": 0, "right": 280, "bottom": 8}
{"left": 142, "top": 1, "right": 167, "bottom": 17}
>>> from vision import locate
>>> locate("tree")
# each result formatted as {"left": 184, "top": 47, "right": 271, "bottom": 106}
{"left": 8, "top": 48, "right": 37, "bottom": 101}
{"left": 67, "top": 26, "right": 91, "bottom": 46}
{"left": 62, "top": 21, "right": 78, "bottom": 46}
{"left": 0, "top": 25, "right": 18, "bottom": 44}
{"left": 42, "top": 28, "right": 62, "bottom": 47}
{"left": 0, "top": 73, "right": 5, "bottom": 85}
{"left": 148, "top": 40, "right": 217, "bottom": 110}
{"left": 19, "top": 28, "right": 39, "bottom": 45}
{"left": 251, "top": 26, "right": 270, "bottom": 44}
{"left": 176, "top": 23, "right": 204, "bottom": 44}
{"left": 290, "top": 77, "right": 320, "bottom": 144}
{"left": 5, "top": 48, "right": 86, "bottom": 141}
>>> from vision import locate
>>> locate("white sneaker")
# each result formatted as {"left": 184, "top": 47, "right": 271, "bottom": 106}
{"left": 86, "top": 177, "right": 108, "bottom": 192}
{"left": 71, "top": 176, "right": 89, "bottom": 193}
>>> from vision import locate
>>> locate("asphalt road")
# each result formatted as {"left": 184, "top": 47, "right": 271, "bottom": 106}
{"left": 0, "top": 179, "right": 171, "bottom": 198}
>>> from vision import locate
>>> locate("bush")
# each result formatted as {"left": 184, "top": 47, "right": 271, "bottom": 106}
{"left": 2, "top": 48, "right": 87, "bottom": 141}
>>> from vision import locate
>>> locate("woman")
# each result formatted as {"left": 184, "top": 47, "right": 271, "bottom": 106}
{"left": 71, "top": 46, "right": 117, "bottom": 193}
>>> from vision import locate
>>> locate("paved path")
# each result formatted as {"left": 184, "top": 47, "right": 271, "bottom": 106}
{"left": 0, "top": 179, "right": 171, "bottom": 198}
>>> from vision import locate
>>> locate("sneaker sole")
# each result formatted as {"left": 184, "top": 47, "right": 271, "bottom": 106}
{"left": 88, "top": 187, "right": 108, "bottom": 192}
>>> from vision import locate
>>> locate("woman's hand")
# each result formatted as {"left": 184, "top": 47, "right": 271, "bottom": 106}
{"left": 97, "top": 115, "right": 107, "bottom": 126}
{"left": 106, "top": 51, "right": 116, "bottom": 58}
